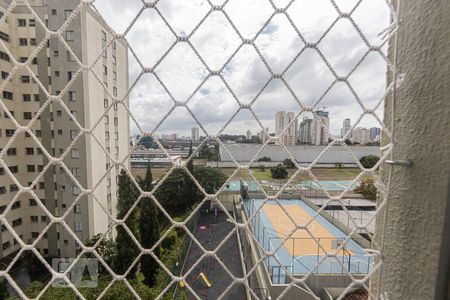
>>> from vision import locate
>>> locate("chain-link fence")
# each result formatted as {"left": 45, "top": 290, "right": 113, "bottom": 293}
{"left": 0, "top": 0, "right": 399, "bottom": 299}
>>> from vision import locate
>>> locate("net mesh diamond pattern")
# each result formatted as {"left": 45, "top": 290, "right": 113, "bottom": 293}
{"left": 0, "top": 0, "right": 399, "bottom": 299}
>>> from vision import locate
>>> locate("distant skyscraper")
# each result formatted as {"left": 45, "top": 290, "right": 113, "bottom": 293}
{"left": 275, "top": 111, "right": 298, "bottom": 145}
{"left": 341, "top": 118, "right": 351, "bottom": 138}
{"left": 311, "top": 110, "right": 330, "bottom": 145}
{"left": 369, "top": 127, "right": 381, "bottom": 141}
{"left": 246, "top": 130, "right": 252, "bottom": 140}
{"left": 351, "top": 127, "right": 370, "bottom": 144}
{"left": 258, "top": 128, "right": 269, "bottom": 144}
{"left": 298, "top": 118, "right": 313, "bottom": 144}
{"left": 191, "top": 127, "right": 200, "bottom": 141}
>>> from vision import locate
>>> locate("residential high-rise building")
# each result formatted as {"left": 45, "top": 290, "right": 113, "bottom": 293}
{"left": 340, "top": 118, "right": 351, "bottom": 138}
{"left": 191, "top": 127, "right": 199, "bottom": 141}
{"left": 311, "top": 110, "right": 330, "bottom": 145}
{"left": 298, "top": 118, "right": 313, "bottom": 144}
{"left": 0, "top": 1, "right": 129, "bottom": 259}
{"left": 351, "top": 127, "right": 370, "bottom": 144}
{"left": 275, "top": 111, "right": 297, "bottom": 145}
{"left": 369, "top": 127, "right": 381, "bottom": 141}
{"left": 246, "top": 130, "right": 252, "bottom": 140}
{"left": 258, "top": 128, "right": 269, "bottom": 144}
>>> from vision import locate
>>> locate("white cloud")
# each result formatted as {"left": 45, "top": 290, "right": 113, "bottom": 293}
{"left": 93, "top": 0, "right": 391, "bottom": 137}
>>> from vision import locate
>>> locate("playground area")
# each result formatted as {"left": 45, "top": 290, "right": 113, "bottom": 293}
{"left": 180, "top": 211, "right": 246, "bottom": 299}
{"left": 244, "top": 199, "right": 372, "bottom": 284}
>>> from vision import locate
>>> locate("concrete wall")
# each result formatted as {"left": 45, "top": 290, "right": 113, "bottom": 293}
{"left": 370, "top": 1, "right": 450, "bottom": 299}
{"left": 219, "top": 144, "right": 379, "bottom": 164}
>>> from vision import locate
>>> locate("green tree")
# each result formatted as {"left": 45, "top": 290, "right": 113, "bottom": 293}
{"left": 182, "top": 142, "right": 197, "bottom": 207}
{"left": 258, "top": 165, "right": 266, "bottom": 172}
{"left": 360, "top": 155, "right": 380, "bottom": 169}
{"left": 270, "top": 164, "right": 288, "bottom": 179}
{"left": 335, "top": 162, "right": 344, "bottom": 172}
{"left": 355, "top": 178, "right": 377, "bottom": 200}
{"left": 114, "top": 169, "right": 140, "bottom": 278}
{"left": 155, "top": 169, "right": 186, "bottom": 213}
{"left": 193, "top": 166, "right": 227, "bottom": 194}
{"left": 85, "top": 234, "right": 116, "bottom": 275}
{"left": 283, "top": 158, "right": 295, "bottom": 168}
{"left": 137, "top": 164, "right": 161, "bottom": 287}
{"left": 0, "top": 278, "right": 8, "bottom": 299}
{"left": 198, "top": 144, "right": 219, "bottom": 161}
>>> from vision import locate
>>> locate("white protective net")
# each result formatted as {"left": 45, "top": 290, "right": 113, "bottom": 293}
{"left": 0, "top": 0, "right": 399, "bottom": 299}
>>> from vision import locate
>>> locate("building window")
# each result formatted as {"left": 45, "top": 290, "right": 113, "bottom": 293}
{"left": 39, "top": 182, "right": 44, "bottom": 189}
{"left": 55, "top": 70, "right": 60, "bottom": 77}
{"left": 23, "top": 112, "right": 32, "bottom": 120}
{"left": 64, "top": 10, "right": 72, "bottom": 20}
{"left": 74, "top": 222, "right": 82, "bottom": 232}
{"left": 115, "top": 132, "right": 119, "bottom": 140}
{"left": 12, "top": 218, "right": 22, "bottom": 227}
{"left": 21, "top": 75, "right": 30, "bottom": 83}
{"left": 103, "top": 65, "right": 107, "bottom": 75}
{"left": 51, "top": 9, "right": 57, "bottom": 15}
{"left": 113, "top": 87, "right": 117, "bottom": 96}
{"left": 27, "top": 165, "right": 35, "bottom": 172}
{"left": 114, "top": 117, "right": 118, "bottom": 125}
{"left": 9, "top": 166, "right": 18, "bottom": 173}
{"left": 30, "top": 38, "right": 36, "bottom": 45}
{"left": 112, "top": 55, "right": 116, "bottom": 65}
{"left": 19, "top": 38, "right": 27, "bottom": 46}
{"left": 0, "top": 31, "right": 9, "bottom": 42}
{"left": 5, "top": 129, "right": 14, "bottom": 137}
{"left": 26, "top": 147, "right": 34, "bottom": 155}
{"left": 6, "top": 148, "right": 16, "bottom": 155}
{"left": 30, "top": 216, "right": 38, "bottom": 223}
{"left": 31, "top": 232, "right": 38, "bottom": 238}
{"left": 34, "top": 94, "right": 40, "bottom": 102}
{"left": 68, "top": 91, "right": 76, "bottom": 101}
{"left": 70, "top": 130, "right": 78, "bottom": 140}
{"left": 67, "top": 71, "right": 73, "bottom": 81}
{"left": 29, "top": 199, "right": 37, "bottom": 206}
{"left": 54, "top": 50, "right": 59, "bottom": 57}
{"left": 65, "top": 31, "right": 74, "bottom": 41}
{"left": 104, "top": 99, "right": 108, "bottom": 108}
{"left": 35, "top": 130, "right": 42, "bottom": 137}
{"left": 10, "top": 184, "right": 18, "bottom": 192}
{"left": 22, "top": 94, "right": 31, "bottom": 102}
{"left": 74, "top": 204, "right": 81, "bottom": 213}
{"left": 19, "top": 57, "right": 27, "bottom": 63}
{"left": 41, "top": 216, "right": 47, "bottom": 222}
{"left": 1, "top": 71, "right": 9, "bottom": 79}
{"left": 29, "top": 19, "right": 35, "bottom": 27}
{"left": 18, "top": 19, "right": 26, "bottom": 27}
{"left": 104, "top": 115, "right": 109, "bottom": 124}
{"left": 72, "top": 167, "right": 80, "bottom": 177}
{"left": 3, "top": 91, "right": 13, "bottom": 100}
{"left": 0, "top": 51, "right": 10, "bottom": 62}
{"left": 0, "top": 186, "right": 6, "bottom": 194}
{"left": 67, "top": 51, "right": 75, "bottom": 61}
{"left": 113, "top": 71, "right": 117, "bottom": 81}
{"left": 105, "top": 131, "right": 110, "bottom": 140}
{"left": 73, "top": 185, "right": 80, "bottom": 196}
{"left": 11, "top": 201, "right": 20, "bottom": 209}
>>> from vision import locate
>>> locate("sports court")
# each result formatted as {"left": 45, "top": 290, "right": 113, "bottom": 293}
{"left": 298, "top": 180, "right": 358, "bottom": 191}
{"left": 244, "top": 199, "right": 371, "bottom": 284}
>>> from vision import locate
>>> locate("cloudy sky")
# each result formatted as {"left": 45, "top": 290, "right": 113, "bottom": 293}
{"left": 93, "top": 0, "right": 391, "bottom": 138}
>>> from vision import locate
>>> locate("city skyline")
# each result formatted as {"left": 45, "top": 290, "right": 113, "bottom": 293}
{"left": 94, "top": 0, "right": 390, "bottom": 138}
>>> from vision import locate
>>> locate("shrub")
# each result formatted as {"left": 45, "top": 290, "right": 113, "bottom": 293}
{"left": 258, "top": 165, "right": 266, "bottom": 172}
{"left": 270, "top": 164, "right": 288, "bottom": 179}
{"left": 257, "top": 156, "right": 271, "bottom": 162}
{"left": 355, "top": 178, "right": 377, "bottom": 200}
{"left": 283, "top": 158, "right": 295, "bottom": 168}
{"left": 360, "top": 155, "right": 380, "bottom": 169}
